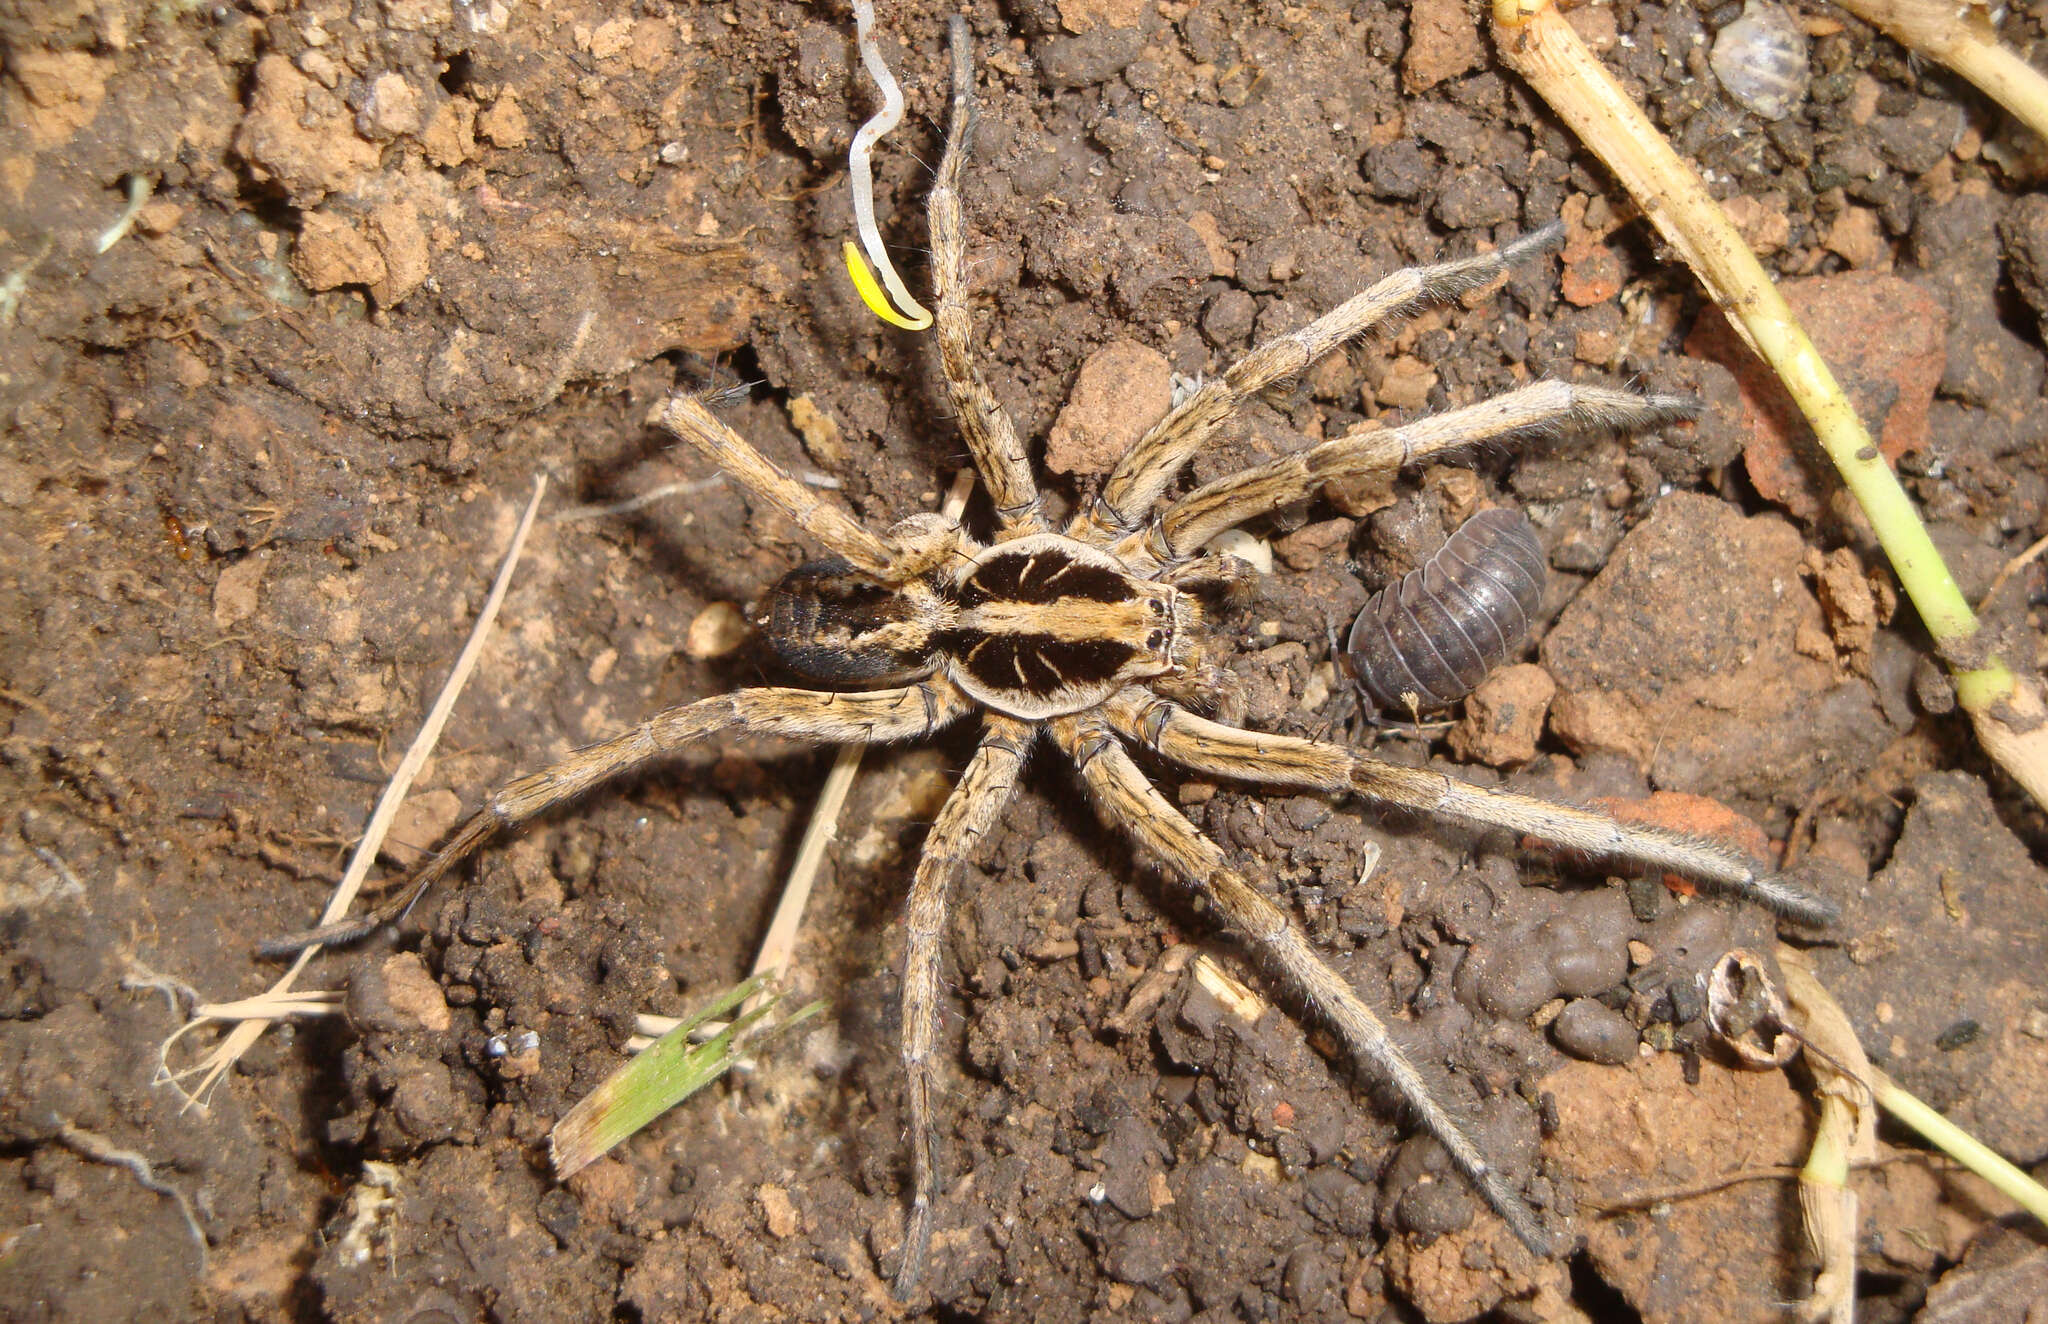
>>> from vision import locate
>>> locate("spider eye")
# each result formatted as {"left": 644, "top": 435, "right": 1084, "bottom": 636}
{"left": 1146, "top": 631, "right": 1164, "bottom": 650}
{"left": 1148, "top": 598, "right": 1166, "bottom": 616}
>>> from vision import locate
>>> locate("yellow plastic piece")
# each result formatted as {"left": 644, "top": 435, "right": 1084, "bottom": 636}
{"left": 844, "top": 240, "right": 933, "bottom": 332}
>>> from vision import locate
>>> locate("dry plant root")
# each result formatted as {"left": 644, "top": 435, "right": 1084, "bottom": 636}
{"left": 1781, "top": 943, "right": 2048, "bottom": 1228}
{"left": 56, "top": 1121, "right": 208, "bottom": 1271}
{"left": 1772, "top": 950, "right": 1878, "bottom": 1324}
{"left": 1490, "top": 0, "right": 2048, "bottom": 814}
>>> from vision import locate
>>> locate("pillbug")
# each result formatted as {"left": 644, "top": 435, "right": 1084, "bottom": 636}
{"left": 1708, "top": 0, "right": 1809, "bottom": 122}
{"left": 1343, "top": 506, "right": 1546, "bottom": 718}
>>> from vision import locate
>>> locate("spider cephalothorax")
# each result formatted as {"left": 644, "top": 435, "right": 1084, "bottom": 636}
{"left": 274, "top": 19, "right": 1835, "bottom": 1299}
{"left": 768, "top": 531, "right": 1197, "bottom": 719}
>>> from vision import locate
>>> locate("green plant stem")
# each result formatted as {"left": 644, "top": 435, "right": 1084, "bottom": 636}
{"left": 1874, "top": 1069, "right": 2048, "bottom": 1229}
{"left": 1491, "top": 0, "right": 2048, "bottom": 808}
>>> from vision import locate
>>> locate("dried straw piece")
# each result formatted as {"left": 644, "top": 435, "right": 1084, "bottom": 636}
{"left": 1491, "top": 0, "right": 2048, "bottom": 811}
{"left": 157, "top": 476, "right": 548, "bottom": 1109}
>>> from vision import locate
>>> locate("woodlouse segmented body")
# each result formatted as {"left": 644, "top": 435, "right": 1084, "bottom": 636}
{"left": 1708, "top": 0, "right": 1809, "bottom": 122}
{"left": 1343, "top": 507, "right": 1546, "bottom": 716}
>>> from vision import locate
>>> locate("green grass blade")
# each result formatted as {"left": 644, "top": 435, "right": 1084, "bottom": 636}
{"left": 550, "top": 973, "right": 822, "bottom": 1178}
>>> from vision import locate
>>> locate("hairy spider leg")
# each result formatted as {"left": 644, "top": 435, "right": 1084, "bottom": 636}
{"left": 1072, "top": 224, "right": 1573, "bottom": 545}
{"left": 653, "top": 391, "right": 907, "bottom": 578}
{"left": 929, "top": 17, "right": 1040, "bottom": 535}
{"left": 897, "top": 714, "right": 1034, "bottom": 1296}
{"left": 1054, "top": 712, "right": 1557, "bottom": 1255}
{"left": 1140, "top": 381, "right": 1699, "bottom": 567}
{"left": 1100, "top": 689, "right": 1839, "bottom": 925}
{"left": 263, "top": 682, "right": 975, "bottom": 954}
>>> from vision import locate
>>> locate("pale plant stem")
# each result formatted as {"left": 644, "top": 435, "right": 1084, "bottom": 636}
{"left": 1831, "top": 0, "right": 2048, "bottom": 142}
{"left": 1490, "top": 0, "right": 2048, "bottom": 811}
{"left": 1778, "top": 946, "right": 2048, "bottom": 1234}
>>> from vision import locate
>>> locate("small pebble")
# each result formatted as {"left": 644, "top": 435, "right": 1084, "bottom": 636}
{"left": 1551, "top": 997, "right": 1640, "bottom": 1065}
{"left": 1447, "top": 663, "right": 1556, "bottom": 767}
{"left": 1545, "top": 889, "right": 1635, "bottom": 998}
{"left": 758, "top": 1184, "right": 800, "bottom": 1238}
{"left": 1471, "top": 940, "right": 1561, "bottom": 1021}
{"left": 1045, "top": 339, "right": 1173, "bottom": 476}
{"left": 686, "top": 602, "right": 748, "bottom": 658}
{"left": 346, "top": 951, "right": 451, "bottom": 1034}
{"left": 388, "top": 1057, "right": 462, "bottom": 1142}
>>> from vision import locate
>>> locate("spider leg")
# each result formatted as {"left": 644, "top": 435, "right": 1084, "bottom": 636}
{"left": 652, "top": 391, "right": 906, "bottom": 578}
{"left": 929, "top": 19, "right": 1041, "bottom": 536}
{"left": 1113, "top": 381, "right": 1696, "bottom": 569}
{"left": 1102, "top": 689, "right": 1839, "bottom": 925}
{"left": 896, "top": 713, "right": 1034, "bottom": 1298}
{"left": 262, "top": 681, "right": 976, "bottom": 954}
{"left": 1072, "top": 225, "right": 1569, "bottom": 545}
{"left": 1050, "top": 712, "right": 1556, "bottom": 1256}
{"left": 1158, "top": 549, "right": 1258, "bottom": 599}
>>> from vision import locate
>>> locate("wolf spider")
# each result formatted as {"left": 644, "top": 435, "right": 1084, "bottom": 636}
{"left": 278, "top": 19, "right": 1835, "bottom": 1295}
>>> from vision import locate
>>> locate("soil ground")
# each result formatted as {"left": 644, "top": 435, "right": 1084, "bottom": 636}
{"left": 2, "top": 0, "right": 2046, "bottom": 1320}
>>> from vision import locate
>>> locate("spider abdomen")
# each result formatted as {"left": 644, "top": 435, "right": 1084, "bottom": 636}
{"left": 935, "top": 533, "right": 1186, "bottom": 720}
{"left": 764, "top": 557, "right": 950, "bottom": 685}
{"left": 1344, "top": 507, "right": 1545, "bottom": 717}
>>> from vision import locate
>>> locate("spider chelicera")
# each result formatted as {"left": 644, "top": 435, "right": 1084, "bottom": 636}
{"left": 275, "top": 19, "right": 1834, "bottom": 1295}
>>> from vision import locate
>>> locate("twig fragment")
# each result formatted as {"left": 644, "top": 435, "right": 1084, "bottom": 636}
{"left": 1190, "top": 953, "right": 1268, "bottom": 1025}
{"left": 1865, "top": 1064, "right": 2048, "bottom": 1230}
{"left": 122, "top": 962, "right": 203, "bottom": 1018}
{"left": 27, "top": 845, "right": 85, "bottom": 900}
{"left": 1831, "top": 0, "right": 2048, "bottom": 142}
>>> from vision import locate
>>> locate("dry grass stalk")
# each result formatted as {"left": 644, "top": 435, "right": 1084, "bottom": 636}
{"left": 1776, "top": 947, "right": 1878, "bottom": 1324}
{"left": 155, "top": 476, "right": 548, "bottom": 1110}
{"left": 1832, "top": 0, "right": 2048, "bottom": 142}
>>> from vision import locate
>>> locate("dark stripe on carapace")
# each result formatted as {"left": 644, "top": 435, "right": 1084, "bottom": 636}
{"left": 957, "top": 547, "right": 1131, "bottom": 609}
{"left": 936, "top": 631, "right": 1138, "bottom": 698}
